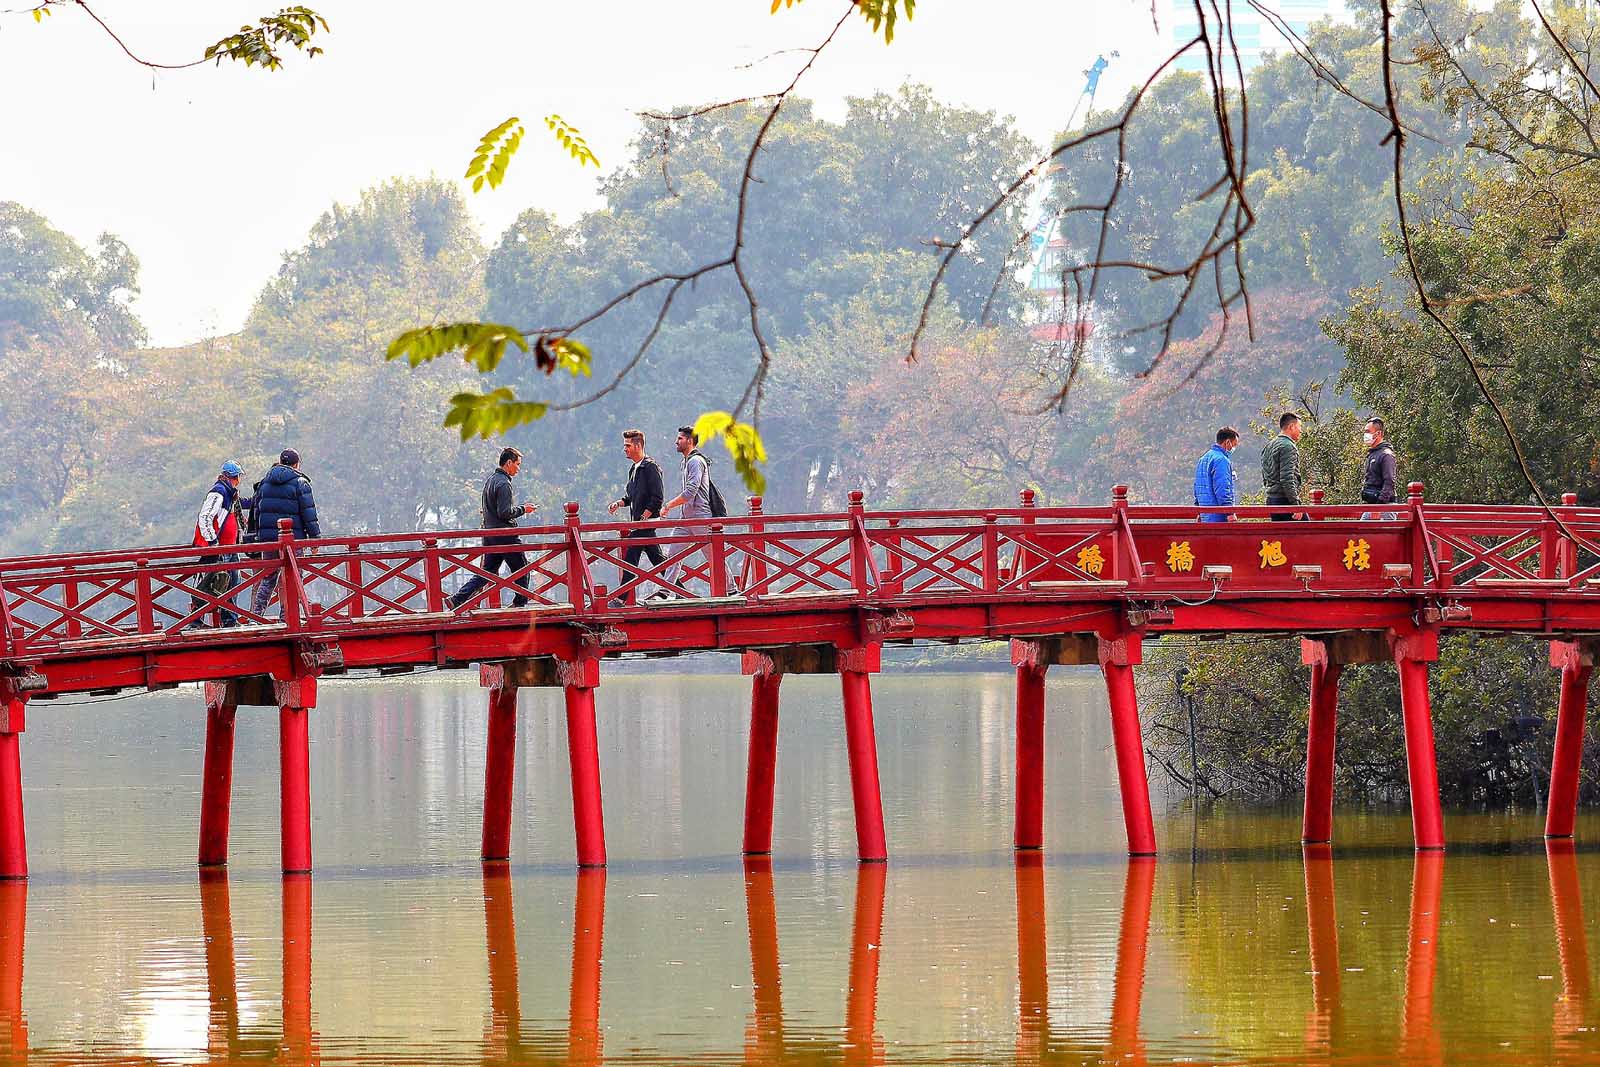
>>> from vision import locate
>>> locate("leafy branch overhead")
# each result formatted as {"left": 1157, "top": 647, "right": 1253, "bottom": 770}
{"left": 694, "top": 412, "right": 769, "bottom": 495}
{"left": 545, "top": 115, "right": 599, "bottom": 168}
{"left": 770, "top": 0, "right": 914, "bottom": 43}
{"left": 386, "top": 322, "right": 591, "bottom": 377}
{"left": 465, "top": 118, "right": 524, "bottom": 193}
{"left": 203, "top": 5, "right": 329, "bottom": 70}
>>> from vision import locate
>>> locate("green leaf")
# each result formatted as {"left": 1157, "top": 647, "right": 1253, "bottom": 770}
{"left": 443, "top": 389, "right": 550, "bottom": 440}
{"left": 203, "top": 5, "right": 329, "bottom": 71}
{"left": 464, "top": 116, "right": 524, "bottom": 193}
{"left": 385, "top": 322, "right": 529, "bottom": 372}
{"left": 693, "top": 411, "right": 768, "bottom": 494}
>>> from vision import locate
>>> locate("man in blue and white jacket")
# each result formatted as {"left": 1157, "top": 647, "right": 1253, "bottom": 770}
{"left": 1193, "top": 427, "right": 1240, "bottom": 522}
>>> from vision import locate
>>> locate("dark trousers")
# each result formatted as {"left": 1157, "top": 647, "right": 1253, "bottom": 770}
{"left": 1267, "top": 495, "right": 1305, "bottom": 522}
{"left": 452, "top": 541, "right": 530, "bottom": 609}
{"left": 619, "top": 529, "right": 664, "bottom": 602}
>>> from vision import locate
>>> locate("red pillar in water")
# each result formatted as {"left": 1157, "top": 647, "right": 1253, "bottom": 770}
{"left": 1013, "top": 657, "right": 1047, "bottom": 851}
{"left": 198, "top": 682, "right": 238, "bottom": 867}
{"left": 1301, "top": 640, "right": 1344, "bottom": 845}
{"left": 1546, "top": 641, "right": 1594, "bottom": 840}
{"left": 1100, "top": 633, "right": 1156, "bottom": 856}
{"left": 0, "top": 697, "right": 25, "bottom": 881}
{"left": 743, "top": 670, "right": 783, "bottom": 856}
{"left": 0, "top": 879, "right": 25, "bottom": 1056}
{"left": 277, "top": 677, "right": 316, "bottom": 874}
{"left": 840, "top": 647, "right": 887, "bottom": 863}
{"left": 481, "top": 680, "right": 520, "bottom": 862}
{"left": 1394, "top": 632, "right": 1444, "bottom": 851}
{"left": 563, "top": 657, "right": 607, "bottom": 868}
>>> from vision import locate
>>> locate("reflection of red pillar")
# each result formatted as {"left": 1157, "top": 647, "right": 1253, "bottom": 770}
{"left": 0, "top": 880, "right": 25, "bottom": 1058}
{"left": 1101, "top": 631, "right": 1156, "bottom": 856}
{"left": 482, "top": 867, "right": 521, "bottom": 1056}
{"left": 563, "top": 659, "right": 606, "bottom": 868}
{"left": 1400, "top": 852, "right": 1443, "bottom": 1065}
{"left": 743, "top": 672, "right": 782, "bottom": 856}
{"left": 1395, "top": 643, "right": 1444, "bottom": 851}
{"left": 278, "top": 678, "right": 316, "bottom": 874}
{"left": 1109, "top": 858, "right": 1155, "bottom": 1063}
{"left": 568, "top": 868, "right": 606, "bottom": 1064}
{"left": 1547, "top": 841, "right": 1591, "bottom": 1037}
{"left": 1015, "top": 663, "right": 1047, "bottom": 851}
{"left": 282, "top": 873, "right": 316, "bottom": 1064}
{"left": 743, "top": 857, "right": 784, "bottom": 1061}
{"left": 481, "top": 683, "right": 519, "bottom": 862}
{"left": 1302, "top": 845, "right": 1341, "bottom": 1050}
{"left": 845, "top": 862, "right": 887, "bottom": 1066}
{"left": 1301, "top": 650, "right": 1343, "bottom": 844}
{"left": 1015, "top": 853, "right": 1049, "bottom": 1058}
{"left": 0, "top": 697, "right": 26, "bottom": 880}
{"left": 199, "top": 684, "right": 238, "bottom": 867}
{"left": 840, "top": 665, "right": 888, "bottom": 863}
{"left": 199, "top": 871, "right": 238, "bottom": 1059}
{"left": 1545, "top": 642, "right": 1593, "bottom": 839}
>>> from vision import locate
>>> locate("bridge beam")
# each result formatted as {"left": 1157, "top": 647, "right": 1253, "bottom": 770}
{"left": 199, "top": 682, "right": 239, "bottom": 867}
{"left": 1100, "top": 632, "right": 1156, "bottom": 857}
{"left": 276, "top": 677, "right": 317, "bottom": 874}
{"left": 0, "top": 697, "right": 23, "bottom": 880}
{"left": 1547, "top": 639, "right": 1597, "bottom": 840}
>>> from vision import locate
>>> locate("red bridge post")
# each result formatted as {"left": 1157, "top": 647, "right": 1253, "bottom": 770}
{"left": 1011, "top": 644, "right": 1048, "bottom": 851}
{"left": 277, "top": 677, "right": 317, "bottom": 874}
{"left": 481, "top": 672, "right": 520, "bottom": 863}
{"left": 743, "top": 660, "right": 783, "bottom": 856}
{"left": 1300, "top": 640, "right": 1344, "bottom": 844}
{"left": 1394, "top": 630, "right": 1444, "bottom": 851}
{"left": 0, "top": 697, "right": 25, "bottom": 880}
{"left": 1546, "top": 640, "right": 1595, "bottom": 840}
{"left": 562, "top": 655, "right": 606, "bottom": 868}
{"left": 839, "top": 645, "right": 887, "bottom": 862}
{"left": 198, "top": 682, "right": 239, "bottom": 867}
{"left": 1101, "top": 632, "right": 1156, "bottom": 856}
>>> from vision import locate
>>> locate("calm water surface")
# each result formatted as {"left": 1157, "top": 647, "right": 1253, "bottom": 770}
{"left": 3, "top": 668, "right": 1599, "bottom": 1065}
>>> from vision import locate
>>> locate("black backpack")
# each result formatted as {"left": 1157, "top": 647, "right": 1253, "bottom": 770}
{"left": 691, "top": 450, "right": 728, "bottom": 518}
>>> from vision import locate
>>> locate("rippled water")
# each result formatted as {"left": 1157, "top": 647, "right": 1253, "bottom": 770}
{"left": 3, "top": 668, "right": 1599, "bottom": 1064}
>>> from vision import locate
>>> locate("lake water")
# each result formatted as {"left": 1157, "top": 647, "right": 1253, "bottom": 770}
{"left": 3, "top": 668, "right": 1599, "bottom": 1064}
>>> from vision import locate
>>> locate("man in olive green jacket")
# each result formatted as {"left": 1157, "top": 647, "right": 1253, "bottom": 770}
{"left": 1261, "top": 412, "right": 1304, "bottom": 521}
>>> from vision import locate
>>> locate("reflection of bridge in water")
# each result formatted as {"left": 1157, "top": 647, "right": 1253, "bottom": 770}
{"left": 6, "top": 488, "right": 1600, "bottom": 877}
{"left": 0, "top": 845, "right": 1593, "bottom": 1062}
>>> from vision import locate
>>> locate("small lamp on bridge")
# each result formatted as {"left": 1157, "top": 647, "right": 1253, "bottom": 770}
{"left": 1383, "top": 562, "right": 1413, "bottom": 591}
{"left": 1292, "top": 564, "right": 1322, "bottom": 591}
{"left": 1201, "top": 564, "right": 1232, "bottom": 589}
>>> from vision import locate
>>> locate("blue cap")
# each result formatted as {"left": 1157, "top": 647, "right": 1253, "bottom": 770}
{"left": 220, "top": 461, "right": 243, "bottom": 478}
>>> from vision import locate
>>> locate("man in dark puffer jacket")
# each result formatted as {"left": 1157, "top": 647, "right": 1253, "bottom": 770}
{"left": 250, "top": 448, "right": 322, "bottom": 618}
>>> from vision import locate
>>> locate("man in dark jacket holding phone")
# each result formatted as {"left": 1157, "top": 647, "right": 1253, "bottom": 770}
{"left": 450, "top": 446, "right": 538, "bottom": 610}
{"left": 250, "top": 449, "right": 321, "bottom": 618}
{"left": 607, "top": 428, "right": 665, "bottom": 606}
{"left": 1360, "top": 417, "right": 1398, "bottom": 519}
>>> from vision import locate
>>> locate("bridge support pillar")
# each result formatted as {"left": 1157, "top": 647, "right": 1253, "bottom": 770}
{"left": 1546, "top": 640, "right": 1596, "bottom": 839}
{"left": 1393, "top": 632, "right": 1444, "bottom": 851}
{"left": 562, "top": 657, "right": 606, "bottom": 868}
{"left": 742, "top": 662, "right": 783, "bottom": 856}
{"left": 481, "top": 678, "right": 520, "bottom": 863}
{"left": 0, "top": 697, "right": 25, "bottom": 881}
{"left": 839, "top": 647, "right": 887, "bottom": 862}
{"left": 1009, "top": 636, "right": 1096, "bottom": 851}
{"left": 1100, "top": 632, "right": 1156, "bottom": 857}
{"left": 1300, "top": 640, "right": 1345, "bottom": 845}
{"left": 199, "top": 683, "right": 239, "bottom": 867}
{"left": 276, "top": 677, "right": 316, "bottom": 875}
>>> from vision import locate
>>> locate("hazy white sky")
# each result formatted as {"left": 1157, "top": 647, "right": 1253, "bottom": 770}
{"left": 1, "top": 1, "right": 1176, "bottom": 346}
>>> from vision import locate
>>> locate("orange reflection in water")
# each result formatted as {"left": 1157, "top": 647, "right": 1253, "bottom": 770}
{"left": 1547, "top": 841, "right": 1591, "bottom": 1042}
{"left": 0, "top": 879, "right": 25, "bottom": 1062}
{"left": 1303, "top": 845, "right": 1342, "bottom": 1052}
{"left": 568, "top": 868, "right": 607, "bottom": 1066}
{"left": 481, "top": 866, "right": 522, "bottom": 1058}
{"left": 742, "top": 858, "right": 784, "bottom": 1062}
{"left": 1015, "top": 853, "right": 1049, "bottom": 1059}
{"left": 281, "top": 873, "right": 319, "bottom": 1066}
{"left": 198, "top": 871, "right": 238, "bottom": 1062}
{"left": 1400, "top": 852, "right": 1443, "bottom": 1067}
{"left": 1108, "top": 857, "right": 1155, "bottom": 1066}
{"left": 844, "top": 863, "right": 887, "bottom": 1067}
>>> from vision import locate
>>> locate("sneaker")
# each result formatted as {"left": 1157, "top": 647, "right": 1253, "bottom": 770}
{"left": 645, "top": 589, "right": 677, "bottom": 602}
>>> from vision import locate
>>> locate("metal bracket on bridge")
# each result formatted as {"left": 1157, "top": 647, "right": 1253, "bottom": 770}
{"left": 863, "top": 610, "right": 913, "bottom": 640}
{"left": 1125, "top": 602, "right": 1175, "bottom": 628}
{"left": 1420, "top": 600, "right": 1471, "bottom": 625}
{"left": 296, "top": 639, "right": 345, "bottom": 675}
{"left": 0, "top": 663, "right": 47, "bottom": 699}
{"left": 577, "top": 625, "right": 629, "bottom": 654}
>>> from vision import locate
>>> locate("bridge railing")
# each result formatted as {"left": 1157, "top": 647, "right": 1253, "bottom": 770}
{"left": 8, "top": 488, "right": 1600, "bottom": 656}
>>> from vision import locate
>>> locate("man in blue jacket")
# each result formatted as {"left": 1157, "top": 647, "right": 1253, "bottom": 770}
{"left": 1193, "top": 427, "right": 1239, "bottom": 522}
{"left": 250, "top": 448, "right": 322, "bottom": 618}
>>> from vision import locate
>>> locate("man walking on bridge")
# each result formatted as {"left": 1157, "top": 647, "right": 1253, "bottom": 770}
{"left": 607, "top": 429, "right": 665, "bottom": 607}
{"left": 251, "top": 449, "right": 322, "bottom": 618}
{"left": 660, "top": 426, "right": 715, "bottom": 598}
{"left": 1193, "top": 427, "right": 1239, "bottom": 522}
{"left": 1262, "top": 412, "right": 1304, "bottom": 521}
{"left": 450, "top": 446, "right": 538, "bottom": 611}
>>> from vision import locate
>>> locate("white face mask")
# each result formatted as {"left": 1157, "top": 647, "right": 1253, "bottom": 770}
{"left": 1363, "top": 432, "right": 1376, "bottom": 447}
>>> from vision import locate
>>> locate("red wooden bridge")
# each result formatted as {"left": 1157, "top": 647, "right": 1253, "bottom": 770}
{"left": 1, "top": 483, "right": 1598, "bottom": 879}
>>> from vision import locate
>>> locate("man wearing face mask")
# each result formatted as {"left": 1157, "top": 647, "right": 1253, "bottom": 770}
{"left": 1360, "top": 417, "right": 1398, "bottom": 520}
